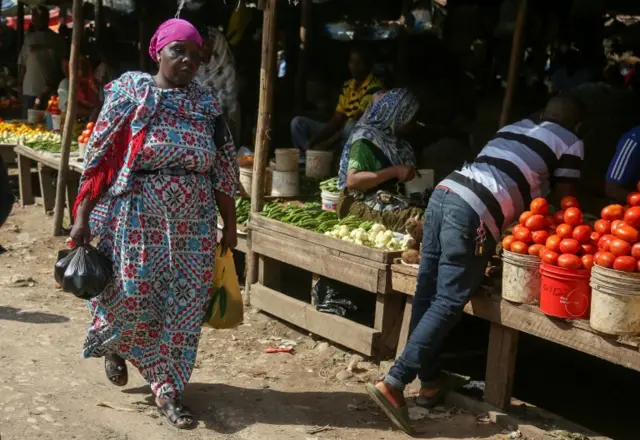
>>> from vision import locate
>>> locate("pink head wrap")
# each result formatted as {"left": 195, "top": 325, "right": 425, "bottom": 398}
{"left": 148, "top": 19, "right": 202, "bottom": 62}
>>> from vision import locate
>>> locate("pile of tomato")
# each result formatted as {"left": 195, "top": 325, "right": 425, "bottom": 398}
{"left": 46, "top": 96, "right": 60, "bottom": 115}
{"left": 77, "top": 121, "right": 94, "bottom": 145}
{"left": 502, "top": 196, "right": 597, "bottom": 270}
{"left": 590, "top": 185, "right": 640, "bottom": 273}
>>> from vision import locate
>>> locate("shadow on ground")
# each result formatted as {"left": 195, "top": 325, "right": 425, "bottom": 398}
{"left": 0, "top": 306, "right": 70, "bottom": 324}
{"left": 123, "top": 383, "right": 499, "bottom": 438}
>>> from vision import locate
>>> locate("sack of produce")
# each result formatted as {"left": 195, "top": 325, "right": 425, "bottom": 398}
{"left": 54, "top": 245, "right": 113, "bottom": 300}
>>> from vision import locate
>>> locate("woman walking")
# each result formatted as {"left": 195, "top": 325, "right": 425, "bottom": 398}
{"left": 70, "top": 19, "right": 238, "bottom": 429}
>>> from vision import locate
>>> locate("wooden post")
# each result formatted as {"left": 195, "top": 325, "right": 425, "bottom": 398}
{"left": 246, "top": 0, "right": 278, "bottom": 305}
{"left": 499, "top": 0, "right": 528, "bottom": 128}
{"left": 52, "top": 0, "right": 83, "bottom": 236}
{"left": 94, "top": 0, "right": 103, "bottom": 44}
{"left": 16, "top": 2, "right": 24, "bottom": 54}
{"left": 294, "top": 0, "right": 312, "bottom": 112}
{"left": 484, "top": 323, "right": 519, "bottom": 410}
{"left": 395, "top": 0, "right": 413, "bottom": 84}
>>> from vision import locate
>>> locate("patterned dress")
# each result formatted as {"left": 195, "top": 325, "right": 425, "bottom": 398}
{"left": 78, "top": 72, "right": 238, "bottom": 400}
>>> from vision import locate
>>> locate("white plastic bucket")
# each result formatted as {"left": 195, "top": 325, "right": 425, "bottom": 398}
{"left": 271, "top": 170, "right": 299, "bottom": 197}
{"left": 27, "top": 109, "right": 45, "bottom": 124}
{"left": 239, "top": 166, "right": 253, "bottom": 196}
{"left": 306, "top": 150, "right": 334, "bottom": 179}
{"left": 275, "top": 148, "right": 300, "bottom": 172}
{"left": 501, "top": 250, "right": 541, "bottom": 304}
{"left": 405, "top": 169, "right": 435, "bottom": 196}
{"left": 78, "top": 143, "right": 87, "bottom": 158}
{"left": 51, "top": 114, "right": 61, "bottom": 131}
{"left": 589, "top": 264, "right": 640, "bottom": 335}
{"left": 321, "top": 190, "right": 340, "bottom": 211}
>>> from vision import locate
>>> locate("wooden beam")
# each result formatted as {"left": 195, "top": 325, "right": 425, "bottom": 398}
{"left": 94, "top": 0, "right": 103, "bottom": 44}
{"left": 16, "top": 2, "right": 24, "bottom": 55}
{"left": 484, "top": 323, "right": 519, "bottom": 410}
{"left": 246, "top": 0, "right": 278, "bottom": 305}
{"left": 53, "top": 0, "right": 83, "bottom": 236}
{"left": 499, "top": 0, "right": 528, "bottom": 128}
{"left": 294, "top": 0, "right": 312, "bottom": 112}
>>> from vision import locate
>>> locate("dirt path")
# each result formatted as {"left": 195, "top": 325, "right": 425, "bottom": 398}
{"left": 0, "top": 205, "right": 508, "bottom": 440}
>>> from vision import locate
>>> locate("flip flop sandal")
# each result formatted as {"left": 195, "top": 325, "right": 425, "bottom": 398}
{"left": 415, "top": 388, "right": 446, "bottom": 409}
{"left": 104, "top": 354, "right": 128, "bottom": 387}
{"left": 157, "top": 400, "right": 195, "bottom": 430}
{"left": 365, "top": 383, "right": 414, "bottom": 435}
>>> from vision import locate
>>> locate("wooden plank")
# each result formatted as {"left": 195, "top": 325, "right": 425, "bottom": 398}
{"left": 14, "top": 144, "right": 83, "bottom": 173}
{"left": 251, "top": 229, "right": 386, "bottom": 293}
{"left": 251, "top": 283, "right": 379, "bottom": 356}
{"left": 391, "top": 265, "right": 640, "bottom": 370}
{"left": 374, "top": 293, "right": 406, "bottom": 358}
{"left": 37, "top": 163, "right": 56, "bottom": 212}
{"left": 499, "top": 0, "right": 528, "bottom": 127}
{"left": 16, "top": 153, "right": 34, "bottom": 206}
{"left": 0, "top": 144, "right": 17, "bottom": 165}
{"left": 484, "top": 323, "right": 519, "bottom": 410}
{"left": 396, "top": 295, "right": 413, "bottom": 358}
{"left": 251, "top": 214, "right": 401, "bottom": 264}
{"left": 65, "top": 172, "right": 80, "bottom": 223}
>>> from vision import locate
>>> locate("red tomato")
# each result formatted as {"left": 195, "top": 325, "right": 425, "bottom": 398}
{"left": 598, "top": 234, "right": 616, "bottom": 252}
{"left": 519, "top": 211, "right": 533, "bottom": 226}
{"left": 556, "top": 224, "right": 574, "bottom": 239}
{"left": 540, "top": 248, "right": 559, "bottom": 265}
{"left": 613, "top": 256, "right": 637, "bottom": 273}
{"left": 611, "top": 220, "right": 624, "bottom": 234}
{"left": 554, "top": 210, "right": 566, "bottom": 225}
{"left": 528, "top": 244, "right": 544, "bottom": 257}
{"left": 596, "top": 251, "right": 616, "bottom": 268}
{"left": 559, "top": 238, "right": 581, "bottom": 254}
{"left": 632, "top": 243, "right": 640, "bottom": 259}
{"left": 582, "top": 254, "right": 595, "bottom": 270}
{"left": 590, "top": 231, "right": 601, "bottom": 242}
{"left": 624, "top": 207, "right": 640, "bottom": 229}
{"left": 530, "top": 198, "right": 549, "bottom": 215}
{"left": 614, "top": 224, "right": 640, "bottom": 243}
{"left": 609, "top": 238, "right": 632, "bottom": 257}
{"left": 560, "top": 196, "right": 580, "bottom": 210}
{"left": 581, "top": 243, "right": 597, "bottom": 255}
{"left": 510, "top": 241, "right": 529, "bottom": 254}
{"left": 594, "top": 219, "right": 611, "bottom": 235}
{"left": 514, "top": 227, "right": 532, "bottom": 244}
{"left": 572, "top": 225, "right": 592, "bottom": 243}
{"left": 637, "top": 181, "right": 640, "bottom": 192}
{"left": 601, "top": 204, "right": 625, "bottom": 221}
{"left": 86, "top": 122, "right": 95, "bottom": 130}
{"left": 558, "top": 254, "right": 583, "bottom": 269}
{"left": 532, "top": 230, "right": 550, "bottom": 245}
{"left": 563, "top": 207, "right": 584, "bottom": 226}
{"left": 77, "top": 135, "right": 83, "bottom": 143}
{"left": 627, "top": 192, "right": 640, "bottom": 208}
{"left": 81, "top": 129, "right": 91, "bottom": 138}
{"left": 546, "top": 235, "right": 562, "bottom": 252}
{"left": 525, "top": 215, "right": 547, "bottom": 232}
{"left": 502, "top": 235, "right": 515, "bottom": 251}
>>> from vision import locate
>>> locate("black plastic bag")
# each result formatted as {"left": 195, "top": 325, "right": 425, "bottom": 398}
{"left": 54, "top": 245, "right": 113, "bottom": 300}
{"left": 311, "top": 278, "right": 375, "bottom": 326}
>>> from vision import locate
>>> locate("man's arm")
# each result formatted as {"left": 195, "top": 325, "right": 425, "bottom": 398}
{"left": 605, "top": 134, "right": 639, "bottom": 203}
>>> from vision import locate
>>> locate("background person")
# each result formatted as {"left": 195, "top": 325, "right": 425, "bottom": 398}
{"left": 366, "top": 95, "right": 585, "bottom": 434}
{"left": 70, "top": 19, "right": 238, "bottom": 430}
{"left": 605, "top": 125, "right": 640, "bottom": 204}
{"left": 18, "top": 6, "right": 66, "bottom": 118}
{"left": 291, "top": 46, "right": 382, "bottom": 163}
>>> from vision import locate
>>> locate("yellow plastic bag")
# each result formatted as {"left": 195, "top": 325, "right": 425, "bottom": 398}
{"left": 203, "top": 246, "right": 243, "bottom": 329}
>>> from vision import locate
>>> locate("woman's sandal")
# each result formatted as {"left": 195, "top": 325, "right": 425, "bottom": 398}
{"left": 365, "top": 383, "right": 414, "bottom": 435}
{"left": 104, "top": 354, "right": 128, "bottom": 387}
{"left": 157, "top": 400, "right": 195, "bottom": 429}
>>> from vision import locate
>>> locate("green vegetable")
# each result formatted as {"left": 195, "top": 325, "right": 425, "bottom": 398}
{"left": 319, "top": 177, "right": 339, "bottom": 193}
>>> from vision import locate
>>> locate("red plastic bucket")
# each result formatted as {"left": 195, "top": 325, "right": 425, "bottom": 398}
{"left": 539, "top": 262, "right": 591, "bottom": 319}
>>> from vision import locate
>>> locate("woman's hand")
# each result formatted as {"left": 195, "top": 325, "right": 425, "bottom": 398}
{"left": 393, "top": 165, "right": 416, "bottom": 182}
{"left": 220, "top": 227, "right": 237, "bottom": 255}
{"left": 70, "top": 219, "right": 91, "bottom": 246}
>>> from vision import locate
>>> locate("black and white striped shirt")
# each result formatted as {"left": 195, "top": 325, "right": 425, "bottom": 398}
{"left": 440, "top": 119, "right": 584, "bottom": 241}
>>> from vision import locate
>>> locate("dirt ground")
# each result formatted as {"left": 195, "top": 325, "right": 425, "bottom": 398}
{"left": 0, "top": 204, "right": 512, "bottom": 440}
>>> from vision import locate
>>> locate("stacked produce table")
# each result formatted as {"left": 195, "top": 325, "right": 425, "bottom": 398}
{"left": 249, "top": 213, "right": 406, "bottom": 357}
{"left": 390, "top": 262, "right": 640, "bottom": 410}
{"left": 14, "top": 143, "right": 83, "bottom": 220}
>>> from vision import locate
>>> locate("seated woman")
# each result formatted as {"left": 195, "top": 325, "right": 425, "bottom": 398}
{"left": 58, "top": 56, "right": 99, "bottom": 119}
{"left": 337, "top": 88, "right": 426, "bottom": 232}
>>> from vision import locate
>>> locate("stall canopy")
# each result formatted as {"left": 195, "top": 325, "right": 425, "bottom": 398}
{"left": 1, "top": 0, "right": 134, "bottom": 18}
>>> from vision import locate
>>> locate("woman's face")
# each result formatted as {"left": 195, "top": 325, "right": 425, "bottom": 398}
{"left": 158, "top": 40, "right": 201, "bottom": 86}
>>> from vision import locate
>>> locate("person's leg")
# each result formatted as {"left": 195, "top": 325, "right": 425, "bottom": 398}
{"left": 290, "top": 116, "right": 325, "bottom": 161}
{"left": 22, "top": 95, "right": 36, "bottom": 119}
{"left": 381, "top": 189, "right": 494, "bottom": 398}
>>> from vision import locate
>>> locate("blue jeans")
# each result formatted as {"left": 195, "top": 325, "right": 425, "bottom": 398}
{"left": 290, "top": 116, "right": 355, "bottom": 160}
{"left": 385, "top": 187, "right": 495, "bottom": 390}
